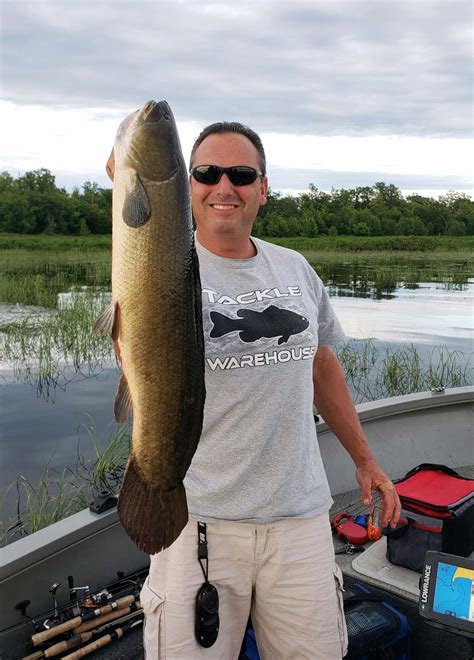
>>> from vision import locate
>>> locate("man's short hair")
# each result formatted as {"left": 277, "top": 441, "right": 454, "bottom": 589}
{"left": 190, "top": 122, "right": 266, "bottom": 175}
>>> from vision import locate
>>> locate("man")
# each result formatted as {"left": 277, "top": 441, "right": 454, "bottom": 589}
{"left": 138, "top": 121, "right": 401, "bottom": 659}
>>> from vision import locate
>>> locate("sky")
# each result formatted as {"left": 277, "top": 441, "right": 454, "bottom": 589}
{"left": 0, "top": 0, "right": 472, "bottom": 198}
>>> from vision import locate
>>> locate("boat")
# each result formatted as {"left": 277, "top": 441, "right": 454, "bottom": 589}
{"left": 1, "top": 386, "right": 472, "bottom": 659}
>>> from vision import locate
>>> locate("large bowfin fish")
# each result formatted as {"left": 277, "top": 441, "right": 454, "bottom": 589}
{"left": 93, "top": 100, "right": 205, "bottom": 554}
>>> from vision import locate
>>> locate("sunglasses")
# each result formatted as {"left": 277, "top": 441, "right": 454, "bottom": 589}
{"left": 190, "top": 165, "right": 263, "bottom": 186}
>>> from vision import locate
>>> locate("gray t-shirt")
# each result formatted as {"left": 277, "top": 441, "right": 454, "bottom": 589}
{"left": 185, "top": 236, "right": 346, "bottom": 523}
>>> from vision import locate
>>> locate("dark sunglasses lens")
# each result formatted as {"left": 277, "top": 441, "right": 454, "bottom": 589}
{"left": 229, "top": 167, "right": 258, "bottom": 185}
{"left": 193, "top": 166, "right": 221, "bottom": 184}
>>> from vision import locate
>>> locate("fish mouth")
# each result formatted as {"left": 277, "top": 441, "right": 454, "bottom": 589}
{"left": 141, "top": 100, "right": 173, "bottom": 124}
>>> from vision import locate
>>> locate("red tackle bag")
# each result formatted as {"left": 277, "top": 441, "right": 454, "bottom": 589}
{"left": 384, "top": 464, "right": 474, "bottom": 573}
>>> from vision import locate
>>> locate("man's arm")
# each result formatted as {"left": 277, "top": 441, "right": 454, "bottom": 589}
{"left": 313, "top": 346, "right": 400, "bottom": 528}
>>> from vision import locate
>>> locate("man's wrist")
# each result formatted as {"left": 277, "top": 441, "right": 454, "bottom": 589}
{"left": 354, "top": 456, "right": 379, "bottom": 470}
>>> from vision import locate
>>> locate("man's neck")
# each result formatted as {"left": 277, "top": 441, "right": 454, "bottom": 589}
{"left": 196, "top": 230, "right": 257, "bottom": 259}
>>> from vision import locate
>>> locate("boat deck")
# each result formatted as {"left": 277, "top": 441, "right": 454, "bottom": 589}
{"left": 89, "top": 467, "right": 474, "bottom": 660}
{"left": 330, "top": 473, "right": 474, "bottom": 660}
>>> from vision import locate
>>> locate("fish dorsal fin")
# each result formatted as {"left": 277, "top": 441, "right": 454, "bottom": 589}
{"left": 114, "top": 372, "right": 133, "bottom": 422}
{"left": 122, "top": 172, "right": 151, "bottom": 228}
{"left": 263, "top": 305, "right": 279, "bottom": 315}
{"left": 192, "top": 247, "right": 205, "bottom": 356}
{"left": 92, "top": 301, "right": 120, "bottom": 340}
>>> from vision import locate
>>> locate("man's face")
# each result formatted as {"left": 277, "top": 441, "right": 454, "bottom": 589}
{"left": 190, "top": 132, "right": 268, "bottom": 239}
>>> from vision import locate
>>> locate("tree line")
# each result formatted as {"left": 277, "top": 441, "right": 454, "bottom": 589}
{"left": 0, "top": 169, "right": 472, "bottom": 236}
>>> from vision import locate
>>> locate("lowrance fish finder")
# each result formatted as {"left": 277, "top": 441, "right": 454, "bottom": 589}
{"left": 419, "top": 550, "right": 474, "bottom": 639}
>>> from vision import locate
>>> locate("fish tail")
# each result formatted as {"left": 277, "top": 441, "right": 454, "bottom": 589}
{"left": 209, "top": 311, "right": 236, "bottom": 338}
{"left": 118, "top": 455, "right": 188, "bottom": 555}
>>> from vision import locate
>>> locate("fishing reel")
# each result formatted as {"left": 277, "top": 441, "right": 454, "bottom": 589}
{"left": 39, "top": 582, "right": 65, "bottom": 629}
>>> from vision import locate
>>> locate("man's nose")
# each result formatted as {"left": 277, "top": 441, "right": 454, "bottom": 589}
{"left": 215, "top": 173, "right": 235, "bottom": 194}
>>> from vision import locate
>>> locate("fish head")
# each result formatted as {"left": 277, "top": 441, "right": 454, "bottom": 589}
{"left": 280, "top": 308, "right": 310, "bottom": 335}
{"left": 113, "top": 100, "right": 184, "bottom": 182}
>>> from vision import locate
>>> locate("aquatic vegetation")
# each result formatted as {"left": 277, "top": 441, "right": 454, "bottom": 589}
{"left": 0, "top": 465, "right": 89, "bottom": 545}
{"left": 0, "top": 246, "right": 111, "bottom": 307}
{"left": 0, "top": 422, "right": 131, "bottom": 546}
{"left": 336, "top": 342, "right": 472, "bottom": 403}
{"left": 0, "top": 234, "right": 472, "bottom": 542}
{"left": 75, "top": 418, "right": 131, "bottom": 494}
{"left": 0, "top": 339, "right": 471, "bottom": 544}
{"left": 0, "top": 236, "right": 472, "bottom": 306}
{"left": 0, "top": 291, "right": 114, "bottom": 398}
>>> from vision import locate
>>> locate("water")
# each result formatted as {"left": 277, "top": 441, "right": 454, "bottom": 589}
{"left": 0, "top": 281, "right": 472, "bottom": 526}
{"left": 330, "top": 282, "right": 473, "bottom": 352}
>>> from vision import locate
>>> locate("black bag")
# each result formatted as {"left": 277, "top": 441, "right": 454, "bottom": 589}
{"left": 344, "top": 583, "right": 411, "bottom": 659}
{"left": 384, "top": 464, "right": 474, "bottom": 573}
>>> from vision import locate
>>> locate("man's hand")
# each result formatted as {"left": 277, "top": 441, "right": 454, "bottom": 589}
{"left": 356, "top": 458, "right": 401, "bottom": 529}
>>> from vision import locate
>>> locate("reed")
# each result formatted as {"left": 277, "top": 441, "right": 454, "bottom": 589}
{"left": 0, "top": 291, "right": 114, "bottom": 399}
{"left": 0, "top": 235, "right": 472, "bottom": 307}
{"left": 1, "top": 339, "right": 471, "bottom": 543}
{"left": 75, "top": 419, "right": 131, "bottom": 494}
{"left": 267, "top": 235, "right": 474, "bottom": 252}
{"left": 0, "top": 423, "right": 131, "bottom": 545}
{"left": 0, "top": 249, "right": 111, "bottom": 307}
{"left": 336, "top": 341, "right": 472, "bottom": 403}
{"left": 0, "top": 466, "right": 88, "bottom": 544}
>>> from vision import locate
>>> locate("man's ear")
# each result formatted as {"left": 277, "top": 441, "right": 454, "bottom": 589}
{"left": 260, "top": 176, "right": 269, "bottom": 205}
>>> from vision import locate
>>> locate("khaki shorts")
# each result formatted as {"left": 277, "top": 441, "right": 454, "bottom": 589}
{"left": 141, "top": 513, "right": 348, "bottom": 659}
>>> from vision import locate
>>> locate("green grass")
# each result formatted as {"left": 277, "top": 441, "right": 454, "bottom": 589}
{"left": 266, "top": 235, "right": 474, "bottom": 252}
{"left": 0, "top": 291, "right": 114, "bottom": 398}
{"left": 0, "top": 248, "right": 111, "bottom": 307}
{"left": 335, "top": 341, "right": 472, "bottom": 403}
{"left": 0, "top": 422, "right": 131, "bottom": 545}
{"left": 0, "top": 234, "right": 472, "bottom": 307}
{"left": 0, "top": 233, "right": 112, "bottom": 251}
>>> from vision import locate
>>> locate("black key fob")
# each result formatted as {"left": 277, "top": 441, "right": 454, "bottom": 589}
{"left": 195, "top": 582, "right": 219, "bottom": 648}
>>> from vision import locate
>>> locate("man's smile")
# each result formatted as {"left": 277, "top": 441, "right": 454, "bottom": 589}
{"left": 210, "top": 203, "right": 240, "bottom": 210}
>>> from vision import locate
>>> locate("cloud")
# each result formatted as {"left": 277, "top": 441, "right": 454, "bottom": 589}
{"left": 267, "top": 167, "right": 471, "bottom": 196}
{"left": 1, "top": 100, "right": 471, "bottom": 196}
{"left": 2, "top": 0, "right": 472, "bottom": 137}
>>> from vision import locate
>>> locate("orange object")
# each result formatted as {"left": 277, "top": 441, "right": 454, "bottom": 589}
{"left": 367, "top": 506, "right": 382, "bottom": 541}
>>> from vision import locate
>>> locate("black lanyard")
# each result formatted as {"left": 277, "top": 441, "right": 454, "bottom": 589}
{"left": 197, "top": 522, "right": 209, "bottom": 583}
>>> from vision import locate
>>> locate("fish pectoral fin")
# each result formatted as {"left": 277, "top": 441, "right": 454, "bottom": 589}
{"left": 123, "top": 172, "right": 152, "bottom": 228}
{"left": 118, "top": 456, "right": 188, "bottom": 554}
{"left": 278, "top": 335, "right": 289, "bottom": 345}
{"left": 105, "top": 146, "right": 115, "bottom": 182}
{"left": 92, "top": 301, "right": 120, "bottom": 339}
{"left": 114, "top": 372, "right": 133, "bottom": 422}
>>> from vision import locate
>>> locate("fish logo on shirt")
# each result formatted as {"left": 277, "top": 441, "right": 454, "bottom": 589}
{"left": 209, "top": 305, "right": 309, "bottom": 345}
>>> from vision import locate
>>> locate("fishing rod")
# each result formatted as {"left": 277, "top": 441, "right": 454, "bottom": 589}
{"left": 30, "top": 594, "right": 135, "bottom": 646}
{"left": 73, "top": 600, "right": 141, "bottom": 633}
{"left": 61, "top": 617, "right": 144, "bottom": 660}
{"left": 15, "top": 566, "right": 146, "bottom": 657}
{"left": 21, "top": 608, "right": 143, "bottom": 660}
